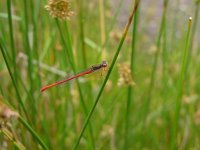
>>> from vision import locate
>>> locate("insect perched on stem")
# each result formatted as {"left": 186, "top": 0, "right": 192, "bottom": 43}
{"left": 40, "top": 61, "right": 108, "bottom": 92}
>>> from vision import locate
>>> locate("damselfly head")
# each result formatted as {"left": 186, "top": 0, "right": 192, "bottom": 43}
{"left": 102, "top": 61, "right": 108, "bottom": 68}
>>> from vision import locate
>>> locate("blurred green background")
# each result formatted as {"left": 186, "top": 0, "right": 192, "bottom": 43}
{"left": 0, "top": 0, "right": 200, "bottom": 149}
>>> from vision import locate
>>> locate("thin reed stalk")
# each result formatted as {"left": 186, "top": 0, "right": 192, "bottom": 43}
{"left": 170, "top": 0, "right": 180, "bottom": 52}
{"left": 1, "top": 128, "right": 25, "bottom": 150}
{"left": 97, "top": 0, "right": 124, "bottom": 60}
{"left": 0, "top": 38, "right": 29, "bottom": 122}
{"left": 22, "top": 0, "right": 34, "bottom": 94}
{"left": 189, "top": 1, "right": 199, "bottom": 50}
{"left": 99, "top": 0, "right": 105, "bottom": 45}
{"left": 143, "top": 0, "right": 168, "bottom": 121}
{"left": 77, "top": 0, "right": 87, "bottom": 68}
{"left": 18, "top": 116, "right": 49, "bottom": 150}
{"left": 56, "top": 20, "right": 95, "bottom": 148}
{"left": 7, "top": 0, "right": 17, "bottom": 78}
{"left": 186, "top": 1, "right": 199, "bottom": 71}
{"left": 170, "top": 17, "right": 192, "bottom": 149}
{"left": 30, "top": 0, "right": 41, "bottom": 88}
{"left": 124, "top": 1, "right": 139, "bottom": 148}
{"left": 161, "top": 9, "right": 167, "bottom": 90}
{"left": 73, "top": 1, "right": 140, "bottom": 149}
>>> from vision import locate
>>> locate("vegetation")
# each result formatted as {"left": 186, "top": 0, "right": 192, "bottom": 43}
{"left": 0, "top": 0, "right": 200, "bottom": 149}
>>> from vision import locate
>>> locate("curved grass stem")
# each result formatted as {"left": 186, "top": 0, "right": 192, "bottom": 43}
{"left": 124, "top": 1, "right": 139, "bottom": 148}
{"left": 0, "top": 38, "right": 29, "bottom": 122}
{"left": 73, "top": 0, "right": 140, "bottom": 149}
{"left": 18, "top": 116, "right": 49, "bottom": 150}
{"left": 7, "top": 0, "right": 17, "bottom": 78}
{"left": 170, "top": 17, "right": 192, "bottom": 149}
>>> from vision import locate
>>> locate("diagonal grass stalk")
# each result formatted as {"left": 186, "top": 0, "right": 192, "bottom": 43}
{"left": 170, "top": 17, "right": 192, "bottom": 149}
{"left": 56, "top": 20, "right": 95, "bottom": 148}
{"left": 56, "top": 20, "right": 74, "bottom": 69}
{"left": 1, "top": 0, "right": 199, "bottom": 148}
{"left": 18, "top": 116, "right": 49, "bottom": 150}
{"left": 0, "top": 38, "right": 29, "bottom": 121}
{"left": 1, "top": 42, "right": 37, "bottom": 127}
{"left": 7, "top": 0, "right": 17, "bottom": 78}
{"left": 73, "top": 0, "right": 140, "bottom": 149}
{"left": 1, "top": 128, "right": 25, "bottom": 150}
{"left": 124, "top": 1, "right": 139, "bottom": 148}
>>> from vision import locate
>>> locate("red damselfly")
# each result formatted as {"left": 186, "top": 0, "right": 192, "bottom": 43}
{"left": 40, "top": 61, "right": 107, "bottom": 92}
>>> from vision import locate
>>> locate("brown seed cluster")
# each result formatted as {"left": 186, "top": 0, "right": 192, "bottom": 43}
{"left": 0, "top": 96, "right": 19, "bottom": 129}
{"left": 100, "top": 125, "right": 114, "bottom": 138}
{"left": 0, "top": 101, "right": 19, "bottom": 124}
{"left": 45, "top": 0, "right": 75, "bottom": 20}
{"left": 117, "top": 63, "right": 135, "bottom": 87}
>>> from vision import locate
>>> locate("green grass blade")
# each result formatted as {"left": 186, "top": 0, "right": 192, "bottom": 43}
{"left": 22, "top": 0, "right": 34, "bottom": 92}
{"left": 97, "top": 0, "right": 124, "bottom": 60}
{"left": 77, "top": 0, "right": 87, "bottom": 68}
{"left": 56, "top": 19, "right": 95, "bottom": 148}
{"left": 7, "top": 0, "right": 17, "bottom": 77}
{"left": 170, "top": 17, "right": 192, "bottom": 149}
{"left": 73, "top": 1, "right": 140, "bottom": 149}
{"left": 30, "top": 0, "right": 41, "bottom": 88}
{"left": 143, "top": 0, "right": 168, "bottom": 121}
{"left": 0, "top": 38, "right": 29, "bottom": 121}
{"left": 18, "top": 116, "right": 49, "bottom": 150}
{"left": 124, "top": 1, "right": 139, "bottom": 148}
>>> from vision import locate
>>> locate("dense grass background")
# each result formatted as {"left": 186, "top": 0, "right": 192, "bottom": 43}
{"left": 0, "top": 0, "right": 200, "bottom": 149}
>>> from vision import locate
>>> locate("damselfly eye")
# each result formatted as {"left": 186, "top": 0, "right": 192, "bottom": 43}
{"left": 102, "top": 61, "right": 107, "bottom": 67}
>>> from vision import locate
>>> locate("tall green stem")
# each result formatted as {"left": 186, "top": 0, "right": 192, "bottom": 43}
{"left": 99, "top": 0, "right": 105, "bottom": 45}
{"left": 77, "top": 0, "right": 87, "bottom": 68}
{"left": 23, "top": 0, "right": 34, "bottom": 93}
{"left": 56, "top": 20, "right": 95, "bottom": 148}
{"left": 0, "top": 38, "right": 29, "bottom": 122}
{"left": 7, "top": 0, "right": 17, "bottom": 78}
{"left": 73, "top": 1, "right": 140, "bottom": 149}
{"left": 124, "top": 1, "right": 139, "bottom": 148}
{"left": 18, "top": 116, "right": 49, "bottom": 150}
{"left": 97, "top": 0, "right": 124, "bottom": 60}
{"left": 170, "top": 17, "right": 192, "bottom": 149}
{"left": 143, "top": 0, "right": 168, "bottom": 121}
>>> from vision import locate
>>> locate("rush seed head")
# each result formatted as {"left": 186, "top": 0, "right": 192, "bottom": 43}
{"left": 45, "top": 0, "right": 75, "bottom": 20}
{"left": 117, "top": 63, "right": 135, "bottom": 87}
{"left": 0, "top": 100, "right": 19, "bottom": 124}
